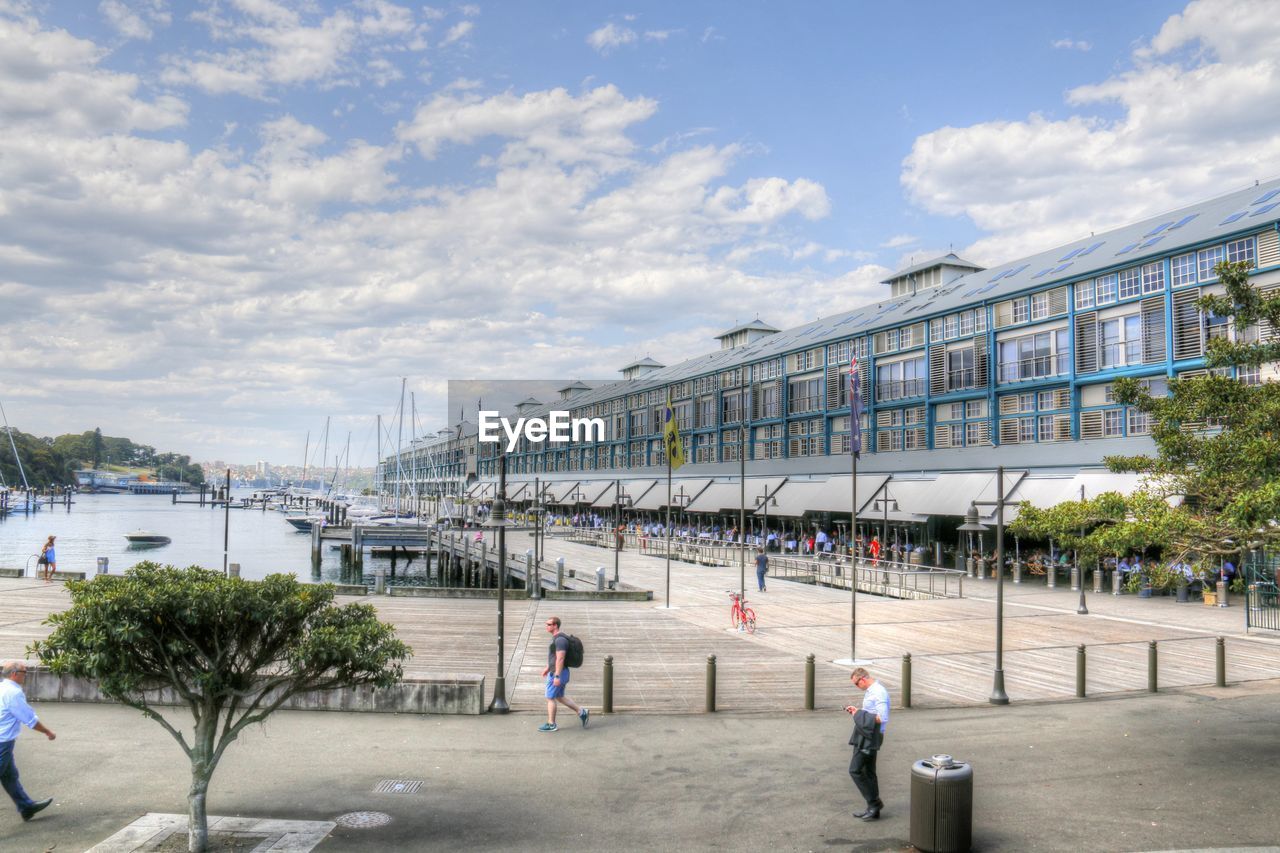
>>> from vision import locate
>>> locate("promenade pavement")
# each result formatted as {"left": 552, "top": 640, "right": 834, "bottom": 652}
{"left": 3, "top": 680, "right": 1279, "bottom": 852}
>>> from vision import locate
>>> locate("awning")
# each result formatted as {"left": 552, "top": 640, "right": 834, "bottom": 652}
{"left": 1071, "top": 470, "right": 1145, "bottom": 499}
{"left": 591, "top": 479, "right": 658, "bottom": 509}
{"left": 687, "top": 477, "right": 788, "bottom": 513}
{"left": 762, "top": 475, "right": 890, "bottom": 517}
{"left": 577, "top": 481, "right": 616, "bottom": 507}
{"left": 465, "top": 481, "right": 495, "bottom": 501}
{"left": 630, "top": 477, "right": 714, "bottom": 511}
{"left": 858, "top": 478, "right": 930, "bottom": 522}
{"left": 546, "top": 481, "right": 584, "bottom": 504}
{"left": 504, "top": 481, "right": 529, "bottom": 501}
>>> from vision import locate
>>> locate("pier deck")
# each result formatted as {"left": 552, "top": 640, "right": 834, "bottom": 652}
{"left": 2, "top": 529, "right": 1278, "bottom": 713}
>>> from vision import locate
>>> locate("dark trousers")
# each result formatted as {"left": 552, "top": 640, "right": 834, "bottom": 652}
{"left": 0, "top": 739, "right": 36, "bottom": 814}
{"left": 849, "top": 748, "right": 881, "bottom": 808}
{"left": 756, "top": 567, "right": 767, "bottom": 590}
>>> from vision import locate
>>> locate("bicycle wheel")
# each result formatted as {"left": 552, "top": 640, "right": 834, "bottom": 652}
{"left": 744, "top": 608, "right": 757, "bottom": 634}
{"left": 731, "top": 607, "right": 741, "bottom": 629}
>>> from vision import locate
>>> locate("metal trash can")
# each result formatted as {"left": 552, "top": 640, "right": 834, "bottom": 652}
{"left": 910, "top": 754, "right": 973, "bottom": 853}
{"left": 96, "top": 557, "right": 109, "bottom": 575}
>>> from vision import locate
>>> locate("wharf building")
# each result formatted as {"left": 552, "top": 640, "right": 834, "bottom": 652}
{"left": 378, "top": 180, "right": 1280, "bottom": 540}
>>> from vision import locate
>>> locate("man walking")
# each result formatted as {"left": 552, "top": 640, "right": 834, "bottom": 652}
{"left": 1, "top": 661, "right": 55, "bottom": 821}
{"left": 844, "top": 666, "right": 889, "bottom": 821}
{"left": 539, "top": 616, "right": 588, "bottom": 732}
{"left": 755, "top": 547, "right": 768, "bottom": 592}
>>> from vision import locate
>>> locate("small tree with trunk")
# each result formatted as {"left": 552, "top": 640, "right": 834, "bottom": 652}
{"left": 31, "top": 563, "right": 411, "bottom": 852}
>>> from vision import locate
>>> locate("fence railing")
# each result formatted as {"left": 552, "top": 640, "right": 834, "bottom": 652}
{"left": 766, "top": 554, "right": 964, "bottom": 600}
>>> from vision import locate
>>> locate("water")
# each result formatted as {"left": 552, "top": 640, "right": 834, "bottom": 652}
{"left": 0, "top": 491, "right": 429, "bottom": 584}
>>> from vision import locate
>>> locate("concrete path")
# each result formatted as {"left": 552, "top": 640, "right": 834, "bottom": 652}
{"left": 3, "top": 680, "right": 1280, "bottom": 852}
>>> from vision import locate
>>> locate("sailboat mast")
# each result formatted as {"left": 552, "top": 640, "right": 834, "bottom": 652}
{"left": 321, "top": 416, "right": 330, "bottom": 497}
{"left": 0, "top": 401, "right": 30, "bottom": 491}
{"left": 396, "top": 378, "right": 406, "bottom": 517}
{"left": 301, "top": 430, "right": 310, "bottom": 491}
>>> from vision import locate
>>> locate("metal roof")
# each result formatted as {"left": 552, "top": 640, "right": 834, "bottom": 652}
{"left": 882, "top": 252, "right": 983, "bottom": 282}
{"left": 715, "top": 318, "right": 780, "bottom": 338}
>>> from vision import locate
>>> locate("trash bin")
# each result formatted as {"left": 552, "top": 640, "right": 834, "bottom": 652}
{"left": 910, "top": 754, "right": 973, "bottom": 853}
{"left": 96, "top": 557, "right": 109, "bottom": 575}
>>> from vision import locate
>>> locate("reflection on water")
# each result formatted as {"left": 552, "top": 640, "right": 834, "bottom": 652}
{"left": 0, "top": 491, "right": 440, "bottom": 586}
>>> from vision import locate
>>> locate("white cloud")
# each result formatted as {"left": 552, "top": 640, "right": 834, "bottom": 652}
{"left": 644, "top": 29, "right": 678, "bottom": 42}
{"left": 1051, "top": 37, "right": 1091, "bottom": 52}
{"left": 902, "top": 0, "right": 1280, "bottom": 264}
{"left": 100, "top": 0, "right": 171, "bottom": 41}
{"left": 881, "top": 234, "right": 918, "bottom": 249}
{"left": 587, "top": 22, "right": 636, "bottom": 54}
{"left": 441, "top": 20, "right": 472, "bottom": 46}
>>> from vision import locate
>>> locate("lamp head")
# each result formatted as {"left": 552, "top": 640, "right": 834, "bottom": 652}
{"left": 957, "top": 502, "right": 989, "bottom": 532}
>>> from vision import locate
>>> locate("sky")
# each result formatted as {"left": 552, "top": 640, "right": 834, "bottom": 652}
{"left": 2, "top": 0, "right": 1278, "bottom": 468}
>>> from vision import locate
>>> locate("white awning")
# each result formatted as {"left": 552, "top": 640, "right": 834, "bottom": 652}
{"left": 577, "top": 481, "right": 616, "bottom": 507}
{"left": 465, "top": 481, "right": 495, "bottom": 500}
{"left": 591, "top": 479, "right": 659, "bottom": 509}
{"left": 631, "top": 478, "right": 714, "bottom": 511}
{"left": 504, "top": 481, "right": 529, "bottom": 501}
{"left": 764, "top": 475, "right": 890, "bottom": 517}
{"left": 688, "top": 477, "right": 788, "bottom": 513}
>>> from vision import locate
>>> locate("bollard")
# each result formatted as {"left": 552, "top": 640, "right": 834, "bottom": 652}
{"left": 603, "top": 655, "right": 614, "bottom": 714}
{"left": 1047, "top": 563, "right": 1057, "bottom": 588}
{"left": 1076, "top": 645, "right": 1086, "bottom": 698}
{"left": 965, "top": 557, "right": 974, "bottom": 578}
{"left": 375, "top": 566, "right": 386, "bottom": 595}
{"left": 526, "top": 550, "right": 538, "bottom": 599}
{"left": 1216, "top": 637, "right": 1226, "bottom": 687}
{"left": 902, "top": 653, "right": 912, "bottom": 709}
{"left": 976, "top": 558, "right": 987, "bottom": 580}
{"left": 96, "top": 556, "right": 109, "bottom": 575}
{"left": 1148, "top": 641, "right": 1158, "bottom": 693}
{"left": 706, "top": 654, "right": 717, "bottom": 713}
{"left": 805, "top": 654, "right": 815, "bottom": 711}
{"left": 1070, "top": 565, "right": 1080, "bottom": 591}
{"left": 1093, "top": 563, "right": 1104, "bottom": 594}
{"left": 228, "top": 562, "right": 240, "bottom": 579}
{"left": 596, "top": 566, "right": 606, "bottom": 592}
{"left": 556, "top": 557, "right": 565, "bottom": 590}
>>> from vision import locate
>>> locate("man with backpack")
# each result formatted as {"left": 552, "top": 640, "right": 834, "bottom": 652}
{"left": 540, "top": 616, "right": 588, "bottom": 732}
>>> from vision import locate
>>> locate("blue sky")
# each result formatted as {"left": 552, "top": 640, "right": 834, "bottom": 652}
{"left": 2, "top": 0, "right": 1277, "bottom": 466}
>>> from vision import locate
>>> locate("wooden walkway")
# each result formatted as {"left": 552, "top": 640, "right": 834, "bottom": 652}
{"left": 3, "top": 531, "right": 1280, "bottom": 712}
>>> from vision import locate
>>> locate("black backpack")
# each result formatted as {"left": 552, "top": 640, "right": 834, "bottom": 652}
{"left": 563, "top": 634, "right": 584, "bottom": 668}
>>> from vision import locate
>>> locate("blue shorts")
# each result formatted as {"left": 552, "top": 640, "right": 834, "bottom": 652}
{"left": 545, "top": 669, "right": 569, "bottom": 699}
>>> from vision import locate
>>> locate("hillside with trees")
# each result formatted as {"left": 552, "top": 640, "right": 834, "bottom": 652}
{"left": 1, "top": 427, "right": 204, "bottom": 488}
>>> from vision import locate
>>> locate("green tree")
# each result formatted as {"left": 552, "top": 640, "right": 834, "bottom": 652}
{"left": 1108, "top": 259, "right": 1280, "bottom": 562}
{"left": 32, "top": 564, "right": 411, "bottom": 852}
{"left": 92, "top": 426, "right": 103, "bottom": 468}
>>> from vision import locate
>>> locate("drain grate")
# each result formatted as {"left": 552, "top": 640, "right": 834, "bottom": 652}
{"left": 335, "top": 811, "right": 393, "bottom": 829}
{"left": 374, "top": 779, "right": 423, "bottom": 794}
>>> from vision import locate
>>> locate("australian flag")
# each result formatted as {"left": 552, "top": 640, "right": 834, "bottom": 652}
{"left": 848, "top": 352, "right": 862, "bottom": 458}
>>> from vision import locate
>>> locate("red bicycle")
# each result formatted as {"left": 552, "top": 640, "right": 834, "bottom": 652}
{"left": 728, "top": 591, "right": 757, "bottom": 634}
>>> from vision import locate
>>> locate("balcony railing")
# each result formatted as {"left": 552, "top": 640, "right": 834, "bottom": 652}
{"left": 875, "top": 378, "right": 926, "bottom": 402}
{"left": 947, "top": 368, "right": 976, "bottom": 390}
{"left": 997, "top": 353, "right": 1069, "bottom": 384}
{"left": 788, "top": 394, "right": 823, "bottom": 414}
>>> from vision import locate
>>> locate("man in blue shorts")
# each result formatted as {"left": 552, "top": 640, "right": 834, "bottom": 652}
{"left": 539, "top": 616, "right": 588, "bottom": 732}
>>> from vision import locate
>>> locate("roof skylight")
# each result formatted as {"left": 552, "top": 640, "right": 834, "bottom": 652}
{"left": 1252, "top": 189, "right": 1280, "bottom": 205}
{"left": 1168, "top": 213, "right": 1198, "bottom": 230}
{"left": 1077, "top": 241, "right": 1105, "bottom": 257}
{"left": 1115, "top": 242, "right": 1139, "bottom": 255}
{"left": 1139, "top": 235, "right": 1165, "bottom": 249}
{"left": 1143, "top": 221, "right": 1174, "bottom": 238}
{"left": 1250, "top": 201, "right": 1280, "bottom": 217}
{"left": 1220, "top": 211, "right": 1249, "bottom": 225}
{"left": 1058, "top": 247, "right": 1083, "bottom": 262}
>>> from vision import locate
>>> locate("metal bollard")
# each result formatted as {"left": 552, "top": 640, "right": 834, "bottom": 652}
{"left": 1148, "top": 641, "right": 1158, "bottom": 693}
{"left": 805, "top": 654, "right": 815, "bottom": 711}
{"left": 965, "top": 557, "right": 974, "bottom": 578}
{"left": 526, "top": 550, "right": 538, "bottom": 599}
{"left": 1093, "top": 563, "right": 1104, "bottom": 594}
{"left": 902, "top": 653, "right": 912, "bottom": 709}
{"left": 1047, "top": 563, "right": 1057, "bottom": 588}
{"left": 603, "top": 655, "right": 614, "bottom": 714}
{"left": 96, "top": 556, "right": 109, "bottom": 575}
{"left": 1216, "top": 637, "right": 1226, "bottom": 687}
{"left": 706, "top": 654, "right": 717, "bottom": 713}
{"left": 1070, "top": 566, "right": 1080, "bottom": 591}
{"left": 228, "top": 562, "right": 240, "bottom": 579}
{"left": 556, "top": 557, "right": 565, "bottom": 589}
{"left": 596, "top": 566, "right": 606, "bottom": 592}
{"left": 375, "top": 566, "right": 386, "bottom": 595}
{"left": 1076, "top": 645, "right": 1086, "bottom": 698}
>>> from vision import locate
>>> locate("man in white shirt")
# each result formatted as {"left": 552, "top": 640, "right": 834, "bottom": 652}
{"left": 1, "top": 661, "right": 56, "bottom": 821}
{"left": 844, "top": 667, "right": 890, "bottom": 821}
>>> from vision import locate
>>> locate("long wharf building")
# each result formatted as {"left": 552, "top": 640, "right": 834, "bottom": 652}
{"left": 380, "top": 180, "right": 1280, "bottom": 526}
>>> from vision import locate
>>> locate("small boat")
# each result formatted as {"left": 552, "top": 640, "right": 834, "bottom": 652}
{"left": 285, "top": 515, "right": 324, "bottom": 532}
{"left": 125, "top": 530, "right": 171, "bottom": 547}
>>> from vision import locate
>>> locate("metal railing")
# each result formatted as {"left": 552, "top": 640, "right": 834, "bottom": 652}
{"left": 766, "top": 554, "right": 964, "bottom": 600}
{"left": 947, "top": 368, "right": 977, "bottom": 390}
{"left": 997, "top": 353, "right": 1069, "bottom": 383}
{"left": 875, "top": 378, "right": 926, "bottom": 402}
{"left": 1246, "top": 583, "right": 1279, "bottom": 631}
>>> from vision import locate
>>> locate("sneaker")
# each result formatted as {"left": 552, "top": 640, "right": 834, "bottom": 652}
{"left": 538, "top": 722, "right": 558, "bottom": 732}
{"left": 579, "top": 708, "right": 590, "bottom": 728}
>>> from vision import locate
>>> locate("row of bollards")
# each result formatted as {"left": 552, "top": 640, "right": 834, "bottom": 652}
{"left": 596, "top": 638, "right": 1231, "bottom": 714}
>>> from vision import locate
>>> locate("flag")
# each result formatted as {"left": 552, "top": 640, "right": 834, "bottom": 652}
{"left": 662, "top": 394, "right": 686, "bottom": 470}
{"left": 848, "top": 352, "right": 863, "bottom": 458}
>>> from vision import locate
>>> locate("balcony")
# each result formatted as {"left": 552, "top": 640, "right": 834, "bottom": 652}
{"left": 946, "top": 368, "right": 977, "bottom": 391}
{"left": 788, "top": 394, "right": 823, "bottom": 415}
{"left": 997, "top": 353, "right": 1068, "bottom": 384}
{"left": 875, "top": 378, "right": 926, "bottom": 402}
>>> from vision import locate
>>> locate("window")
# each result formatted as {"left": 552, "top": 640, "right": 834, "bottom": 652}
{"left": 1171, "top": 253, "right": 1196, "bottom": 286}
{"left": 788, "top": 376, "right": 823, "bottom": 414}
{"left": 1099, "top": 315, "right": 1142, "bottom": 367}
{"left": 947, "top": 348, "right": 975, "bottom": 390}
{"left": 965, "top": 422, "right": 987, "bottom": 445}
{"left": 875, "top": 356, "right": 926, "bottom": 401}
{"left": 945, "top": 402, "right": 964, "bottom": 420}
{"left": 1018, "top": 417, "right": 1036, "bottom": 443}
{"left": 966, "top": 399, "right": 985, "bottom": 418}
{"left": 944, "top": 314, "right": 959, "bottom": 338}
{"left": 950, "top": 424, "right": 965, "bottom": 446}
{"left": 1037, "top": 415, "right": 1057, "bottom": 442}
{"left": 1141, "top": 262, "right": 1164, "bottom": 294}
{"left": 1239, "top": 365, "right": 1261, "bottom": 385}
{"left": 1030, "top": 292, "right": 1050, "bottom": 320}
{"left": 1127, "top": 409, "right": 1151, "bottom": 435}
{"left": 759, "top": 383, "right": 781, "bottom": 418}
{"left": 1198, "top": 245, "right": 1225, "bottom": 280}
{"left": 1205, "top": 310, "right": 1229, "bottom": 342}
{"left": 1095, "top": 273, "right": 1118, "bottom": 305}
{"left": 1227, "top": 237, "right": 1256, "bottom": 266}
{"left": 1103, "top": 409, "right": 1124, "bottom": 437}
{"left": 1118, "top": 267, "right": 1142, "bottom": 299}
{"left": 721, "top": 390, "right": 745, "bottom": 424}
{"left": 1075, "top": 281, "right": 1095, "bottom": 310}
{"left": 1012, "top": 299, "right": 1030, "bottom": 324}
{"left": 998, "top": 329, "right": 1070, "bottom": 382}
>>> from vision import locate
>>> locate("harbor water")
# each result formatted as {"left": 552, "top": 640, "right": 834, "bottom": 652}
{"left": 0, "top": 491, "right": 436, "bottom": 584}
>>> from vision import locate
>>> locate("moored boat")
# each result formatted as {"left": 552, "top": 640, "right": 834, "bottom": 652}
{"left": 124, "top": 530, "right": 171, "bottom": 547}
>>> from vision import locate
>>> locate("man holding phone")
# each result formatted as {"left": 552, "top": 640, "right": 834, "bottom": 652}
{"left": 844, "top": 667, "right": 889, "bottom": 821}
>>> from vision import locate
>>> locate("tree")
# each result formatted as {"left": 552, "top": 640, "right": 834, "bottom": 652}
{"left": 32, "top": 564, "right": 411, "bottom": 852}
{"left": 1108, "top": 259, "right": 1280, "bottom": 563}
{"left": 92, "top": 426, "right": 103, "bottom": 468}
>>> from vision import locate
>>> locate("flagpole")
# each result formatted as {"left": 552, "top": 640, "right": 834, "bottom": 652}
{"left": 665, "top": 457, "right": 672, "bottom": 609}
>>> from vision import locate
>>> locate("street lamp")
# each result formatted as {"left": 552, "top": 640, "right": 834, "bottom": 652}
{"left": 613, "top": 479, "right": 632, "bottom": 586}
{"left": 486, "top": 453, "right": 514, "bottom": 714}
{"left": 531, "top": 478, "right": 553, "bottom": 565}
{"left": 966, "top": 464, "right": 1018, "bottom": 706}
{"left": 754, "top": 488, "right": 779, "bottom": 553}
{"left": 663, "top": 485, "right": 693, "bottom": 608}
{"left": 870, "top": 489, "right": 899, "bottom": 563}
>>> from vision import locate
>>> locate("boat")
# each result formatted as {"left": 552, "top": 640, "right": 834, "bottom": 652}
{"left": 285, "top": 515, "right": 324, "bottom": 532}
{"left": 124, "top": 530, "right": 171, "bottom": 547}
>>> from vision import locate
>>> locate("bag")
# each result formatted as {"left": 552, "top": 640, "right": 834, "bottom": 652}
{"left": 563, "top": 634, "right": 584, "bottom": 668}
{"left": 37, "top": 555, "right": 48, "bottom": 566}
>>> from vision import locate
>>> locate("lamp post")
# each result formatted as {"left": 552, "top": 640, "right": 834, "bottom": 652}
{"left": 754, "top": 487, "right": 778, "bottom": 554}
{"left": 966, "top": 465, "right": 1017, "bottom": 706}
{"left": 487, "top": 452, "right": 512, "bottom": 714}
{"left": 871, "top": 488, "right": 898, "bottom": 564}
{"left": 613, "top": 479, "right": 632, "bottom": 585}
{"left": 663, "top": 485, "right": 692, "bottom": 608}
